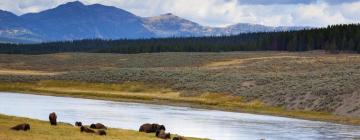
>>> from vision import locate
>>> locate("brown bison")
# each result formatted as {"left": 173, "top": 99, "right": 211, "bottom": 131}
{"left": 49, "top": 112, "right": 57, "bottom": 125}
{"left": 11, "top": 123, "right": 30, "bottom": 131}
{"left": 90, "top": 123, "right": 107, "bottom": 129}
{"left": 173, "top": 136, "right": 187, "bottom": 140}
{"left": 80, "top": 126, "right": 95, "bottom": 133}
{"left": 156, "top": 130, "right": 171, "bottom": 139}
{"left": 153, "top": 124, "right": 166, "bottom": 131}
{"left": 139, "top": 123, "right": 152, "bottom": 132}
{"left": 75, "top": 122, "right": 82, "bottom": 127}
{"left": 139, "top": 123, "right": 165, "bottom": 133}
{"left": 97, "top": 130, "right": 107, "bottom": 136}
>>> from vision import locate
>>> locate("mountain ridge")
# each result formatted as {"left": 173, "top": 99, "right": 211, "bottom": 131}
{"left": 0, "top": 1, "right": 309, "bottom": 43}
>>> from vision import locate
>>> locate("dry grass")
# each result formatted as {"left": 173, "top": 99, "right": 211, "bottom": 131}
{"left": 0, "top": 114, "right": 204, "bottom": 140}
{"left": 0, "top": 69, "right": 62, "bottom": 76}
{"left": 52, "top": 53, "right": 73, "bottom": 61}
{"left": 0, "top": 80, "right": 245, "bottom": 107}
{"left": 204, "top": 55, "right": 314, "bottom": 69}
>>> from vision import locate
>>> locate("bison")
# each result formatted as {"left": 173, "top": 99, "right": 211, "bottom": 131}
{"left": 90, "top": 123, "right": 107, "bottom": 129}
{"left": 11, "top": 123, "right": 30, "bottom": 131}
{"left": 153, "top": 124, "right": 165, "bottom": 131}
{"left": 49, "top": 112, "right": 57, "bottom": 125}
{"left": 156, "top": 130, "right": 171, "bottom": 139}
{"left": 75, "top": 122, "right": 82, "bottom": 127}
{"left": 139, "top": 123, "right": 165, "bottom": 133}
{"left": 97, "top": 130, "right": 107, "bottom": 136}
{"left": 80, "top": 126, "right": 95, "bottom": 133}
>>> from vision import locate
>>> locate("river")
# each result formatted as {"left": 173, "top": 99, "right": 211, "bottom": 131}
{"left": 0, "top": 92, "right": 359, "bottom": 140}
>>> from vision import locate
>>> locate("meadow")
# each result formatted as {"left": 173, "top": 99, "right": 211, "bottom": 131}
{"left": 0, "top": 51, "right": 359, "bottom": 125}
{"left": 0, "top": 114, "right": 202, "bottom": 140}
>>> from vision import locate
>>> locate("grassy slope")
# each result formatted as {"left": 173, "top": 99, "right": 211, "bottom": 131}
{"left": 0, "top": 80, "right": 359, "bottom": 125}
{"left": 0, "top": 114, "right": 203, "bottom": 140}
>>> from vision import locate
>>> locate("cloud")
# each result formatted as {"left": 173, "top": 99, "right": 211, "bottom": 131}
{"left": 237, "top": 0, "right": 313, "bottom": 5}
{"left": 0, "top": 0, "right": 73, "bottom": 14}
{"left": 0, "top": 0, "right": 359, "bottom": 27}
{"left": 236, "top": 0, "right": 359, "bottom": 5}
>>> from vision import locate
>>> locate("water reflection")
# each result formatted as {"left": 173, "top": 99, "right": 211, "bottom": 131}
{"left": 0, "top": 92, "right": 359, "bottom": 140}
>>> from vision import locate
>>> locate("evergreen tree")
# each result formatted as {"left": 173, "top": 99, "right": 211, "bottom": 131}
{"left": 329, "top": 40, "right": 339, "bottom": 54}
{"left": 348, "top": 39, "right": 355, "bottom": 51}
{"left": 357, "top": 43, "right": 360, "bottom": 53}
{"left": 0, "top": 23, "right": 360, "bottom": 54}
{"left": 287, "top": 37, "right": 297, "bottom": 52}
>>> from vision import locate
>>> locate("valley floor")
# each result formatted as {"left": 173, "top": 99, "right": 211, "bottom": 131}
{"left": 0, "top": 51, "right": 359, "bottom": 125}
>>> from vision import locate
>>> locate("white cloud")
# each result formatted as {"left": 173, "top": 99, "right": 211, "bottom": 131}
{"left": 0, "top": 0, "right": 73, "bottom": 14}
{"left": 0, "top": 0, "right": 359, "bottom": 27}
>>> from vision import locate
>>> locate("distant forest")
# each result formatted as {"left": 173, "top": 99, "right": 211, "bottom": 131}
{"left": 1, "top": 24, "right": 360, "bottom": 54}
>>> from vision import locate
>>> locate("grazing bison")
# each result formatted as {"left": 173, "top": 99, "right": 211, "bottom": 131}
{"left": 11, "top": 123, "right": 30, "bottom": 131}
{"left": 153, "top": 124, "right": 165, "bottom": 131}
{"left": 97, "top": 130, "right": 107, "bottom": 136}
{"left": 75, "top": 122, "right": 82, "bottom": 127}
{"left": 49, "top": 112, "right": 57, "bottom": 125}
{"left": 139, "top": 123, "right": 152, "bottom": 132}
{"left": 90, "top": 123, "right": 107, "bottom": 129}
{"left": 173, "top": 136, "right": 187, "bottom": 140}
{"left": 139, "top": 123, "right": 165, "bottom": 133}
{"left": 80, "top": 126, "right": 95, "bottom": 133}
{"left": 156, "top": 130, "right": 171, "bottom": 139}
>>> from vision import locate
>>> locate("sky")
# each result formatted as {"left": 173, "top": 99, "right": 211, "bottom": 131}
{"left": 0, "top": 0, "right": 359, "bottom": 27}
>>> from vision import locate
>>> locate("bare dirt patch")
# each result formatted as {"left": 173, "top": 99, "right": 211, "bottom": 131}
{"left": 241, "top": 81, "right": 257, "bottom": 88}
{"left": 335, "top": 90, "right": 360, "bottom": 117}
{"left": 0, "top": 69, "right": 62, "bottom": 76}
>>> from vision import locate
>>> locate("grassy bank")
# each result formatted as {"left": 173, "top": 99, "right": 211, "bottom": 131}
{"left": 0, "top": 80, "right": 359, "bottom": 125}
{"left": 0, "top": 114, "right": 204, "bottom": 140}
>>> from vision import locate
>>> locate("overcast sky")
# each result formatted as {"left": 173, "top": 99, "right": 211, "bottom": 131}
{"left": 0, "top": 0, "right": 359, "bottom": 27}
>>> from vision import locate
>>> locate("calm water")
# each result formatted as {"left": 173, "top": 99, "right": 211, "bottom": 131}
{"left": 0, "top": 92, "right": 359, "bottom": 140}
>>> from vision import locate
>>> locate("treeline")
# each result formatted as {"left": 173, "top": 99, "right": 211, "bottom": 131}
{"left": 1, "top": 24, "right": 360, "bottom": 54}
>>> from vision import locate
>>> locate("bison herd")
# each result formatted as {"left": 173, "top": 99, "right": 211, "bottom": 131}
{"left": 10, "top": 112, "right": 107, "bottom": 136}
{"left": 10, "top": 112, "right": 188, "bottom": 140}
{"left": 139, "top": 123, "right": 187, "bottom": 140}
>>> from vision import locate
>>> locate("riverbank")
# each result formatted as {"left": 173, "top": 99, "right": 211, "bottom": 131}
{"left": 0, "top": 114, "right": 203, "bottom": 140}
{"left": 0, "top": 80, "right": 359, "bottom": 125}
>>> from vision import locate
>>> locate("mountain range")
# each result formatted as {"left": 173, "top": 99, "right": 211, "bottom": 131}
{"left": 0, "top": 1, "right": 308, "bottom": 43}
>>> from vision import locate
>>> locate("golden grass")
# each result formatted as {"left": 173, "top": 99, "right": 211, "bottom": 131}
{"left": 203, "top": 54, "right": 360, "bottom": 71}
{"left": 0, "top": 69, "right": 62, "bottom": 76}
{"left": 0, "top": 114, "right": 204, "bottom": 140}
{"left": 204, "top": 56, "right": 314, "bottom": 68}
{"left": 0, "top": 80, "right": 359, "bottom": 125}
{"left": 52, "top": 53, "right": 73, "bottom": 61}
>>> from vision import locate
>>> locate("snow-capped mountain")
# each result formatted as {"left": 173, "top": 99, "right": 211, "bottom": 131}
{"left": 142, "top": 13, "right": 309, "bottom": 37}
{"left": 142, "top": 13, "right": 208, "bottom": 37}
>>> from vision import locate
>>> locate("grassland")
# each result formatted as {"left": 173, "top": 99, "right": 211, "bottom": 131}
{"left": 0, "top": 51, "right": 359, "bottom": 125}
{"left": 0, "top": 114, "right": 203, "bottom": 140}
